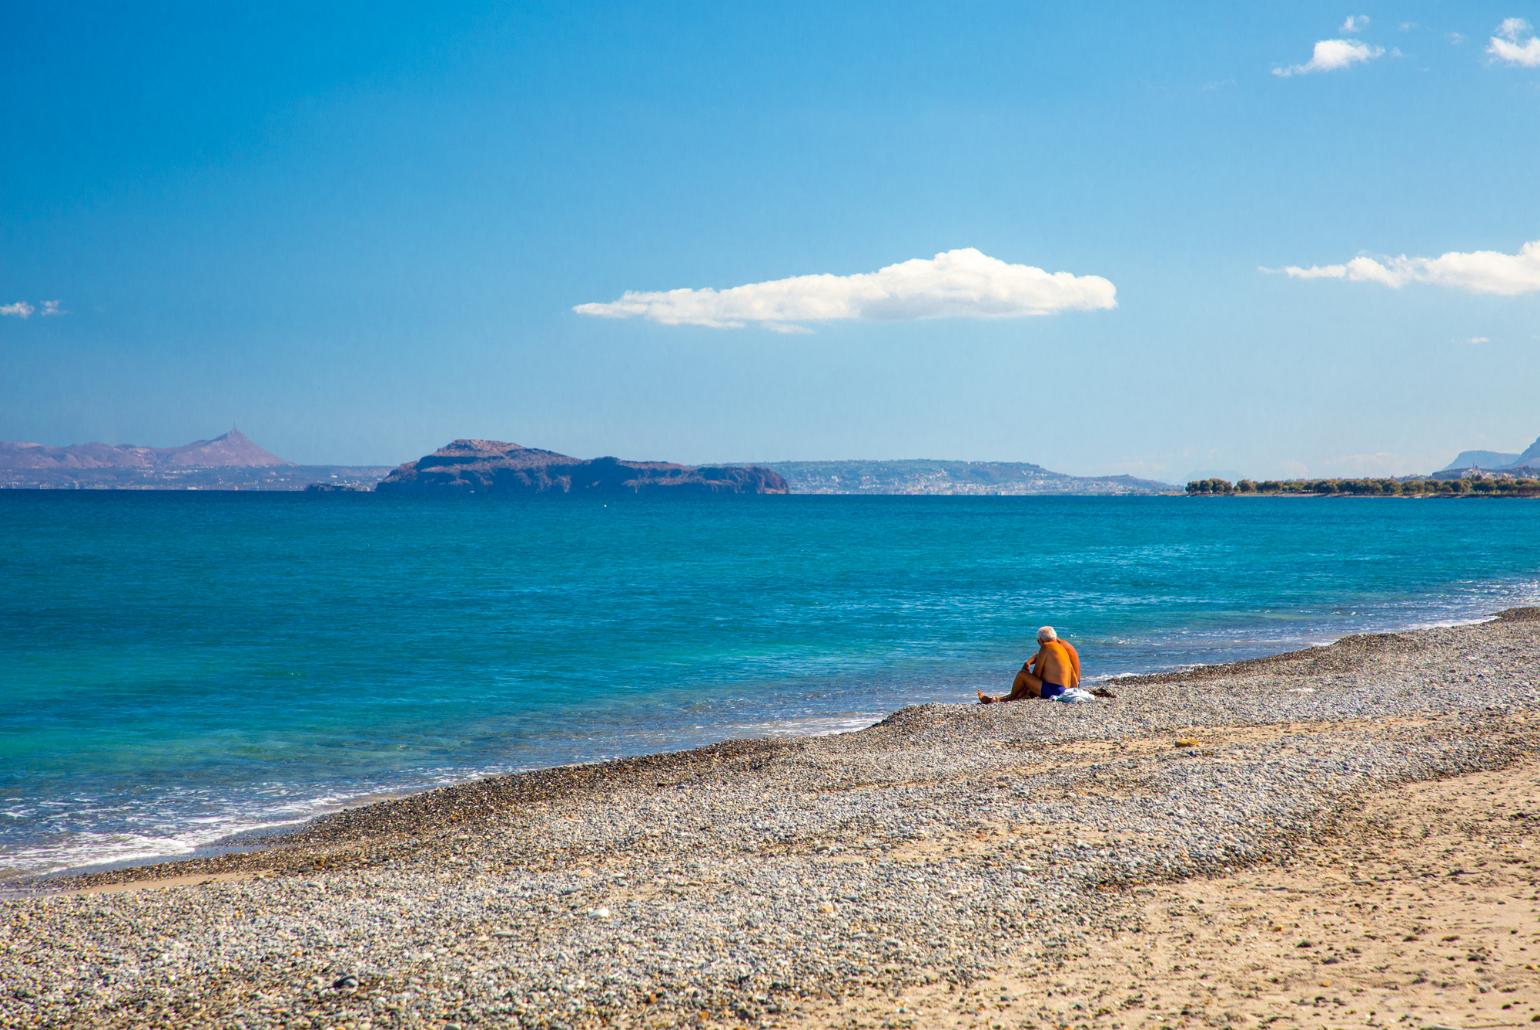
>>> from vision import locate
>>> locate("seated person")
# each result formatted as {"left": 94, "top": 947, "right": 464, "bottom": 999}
{"left": 979, "top": 626, "right": 1080, "bottom": 703}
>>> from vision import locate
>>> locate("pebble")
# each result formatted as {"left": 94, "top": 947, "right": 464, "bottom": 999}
{"left": 2, "top": 608, "right": 1539, "bottom": 1029}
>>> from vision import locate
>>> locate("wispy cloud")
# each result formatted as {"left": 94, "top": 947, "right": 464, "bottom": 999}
{"left": 1488, "top": 17, "right": 1540, "bottom": 66}
{"left": 1, "top": 299, "right": 65, "bottom": 319}
{"left": 1273, "top": 38, "right": 1385, "bottom": 77}
{"left": 1340, "top": 15, "right": 1370, "bottom": 33}
{"left": 1463, "top": 336, "right": 1491, "bottom": 346}
{"left": 574, "top": 248, "right": 1118, "bottom": 333}
{"left": 1267, "top": 239, "right": 1540, "bottom": 296}
{"left": 1322, "top": 451, "right": 1421, "bottom": 477}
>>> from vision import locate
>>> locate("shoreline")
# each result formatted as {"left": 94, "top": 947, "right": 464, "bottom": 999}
{"left": 7, "top": 603, "right": 1528, "bottom": 894}
{"left": 6, "top": 717, "right": 897, "bottom": 891}
{"left": 4, "top": 608, "right": 1539, "bottom": 1028}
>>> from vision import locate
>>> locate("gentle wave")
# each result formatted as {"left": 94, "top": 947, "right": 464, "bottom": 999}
{"left": 8, "top": 578, "right": 1540, "bottom": 882}
{"left": 3, "top": 494, "right": 1538, "bottom": 880}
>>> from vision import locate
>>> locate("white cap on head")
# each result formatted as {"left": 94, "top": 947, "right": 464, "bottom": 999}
{"left": 1037, "top": 626, "right": 1057, "bottom": 643}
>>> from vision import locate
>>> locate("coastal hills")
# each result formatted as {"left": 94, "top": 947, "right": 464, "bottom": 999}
{"left": 376, "top": 440, "right": 788, "bottom": 495}
{"left": 0, "top": 430, "right": 390, "bottom": 490}
{"left": 1440, "top": 435, "right": 1540, "bottom": 474}
{"left": 764, "top": 459, "right": 1173, "bottom": 495}
{"left": 0, "top": 428, "right": 285, "bottom": 471}
{"left": 0, "top": 430, "right": 1182, "bottom": 494}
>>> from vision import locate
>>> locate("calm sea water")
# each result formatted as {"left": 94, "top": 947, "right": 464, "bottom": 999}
{"left": 3, "top": 492, "right": 1538, "bottom": 878}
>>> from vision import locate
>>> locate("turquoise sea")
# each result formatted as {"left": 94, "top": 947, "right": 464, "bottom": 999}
{"left": 3, "top": 492, "right": 1538, "bottom": 878}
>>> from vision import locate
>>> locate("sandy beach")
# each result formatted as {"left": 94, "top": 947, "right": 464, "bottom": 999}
{"left": 3, "top": 609, "right": 1539, "bottom": 1028}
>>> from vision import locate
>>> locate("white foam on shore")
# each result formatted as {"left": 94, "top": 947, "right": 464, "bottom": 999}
{"left": 1, "top": 790, "right": 399, "bottom": 882}
{"left": 1403, "top": 613, "right": 1502, "bottom": 631}
{"left": 2, "top": 716, "right": 892, "bottom": 881}
{"left": 735, "top": 714, "right": 883, "bottom": 738}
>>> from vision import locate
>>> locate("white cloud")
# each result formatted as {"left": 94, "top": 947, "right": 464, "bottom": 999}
{"left": 1449, "top": 31, "right": 1467, "bottom": 45}
{"left": 1340, "top": 15, "right": 1370, "bottom": 33}
{"left": 1, "top": 301, "right": 36, "bottom": 319}
{"left": 1273, "top": 38, "right": 1385, "bottom": 76}
{"left": 1268, "top": 239, "right": 1540, "bottom": 296}
{"left": 1488, "top": 17, "right": 1540, "bottom": 66}
{"left": 574, "top": 248, "right": 1117, "bottom": 332}
{"left": 1463, "top": 336, "right": 1491, "bottom": 346}
{"left": 1499, "top": 17, "right": 1531, "bottom": 39}
{"left": 40, "top": 300, "right": 63, "bottom": 316}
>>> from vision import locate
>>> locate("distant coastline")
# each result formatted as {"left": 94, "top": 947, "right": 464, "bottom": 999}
{"left": 1, "top": 468, "right": 394, "bottom": 492}
{"left": 0, "top": 430, "right": 1179, "bottom": 495}
{"left": 19, "top": 428, "right": 1540, "bottom": 498}
{"left": 763, "top": 459, "right": 1175, "bottom": 496}
{"left": 1185, "top": 476, "right": 1540, "bottom": 498}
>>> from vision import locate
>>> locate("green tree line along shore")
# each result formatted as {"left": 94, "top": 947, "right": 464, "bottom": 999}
{"left": 1185, "top": 477, "right": 1540, "bottom": 497}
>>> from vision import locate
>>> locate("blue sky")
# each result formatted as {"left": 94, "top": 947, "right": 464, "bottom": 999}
{"left": 2, "top": 2, "right": 1538, "bottom": 480}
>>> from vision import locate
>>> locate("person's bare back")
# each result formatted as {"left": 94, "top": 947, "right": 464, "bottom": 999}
{"left": 979, "top": 626, "right": 1079, "bottom": 703}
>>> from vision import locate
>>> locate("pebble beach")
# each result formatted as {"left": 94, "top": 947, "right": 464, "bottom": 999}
{"left": 4, "top": 608, "right": 1539, "bottom": 1028}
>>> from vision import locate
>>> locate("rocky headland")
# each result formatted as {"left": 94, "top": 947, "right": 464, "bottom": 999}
{"left": 375, "top": 439, "right": 789, "bottom": 496}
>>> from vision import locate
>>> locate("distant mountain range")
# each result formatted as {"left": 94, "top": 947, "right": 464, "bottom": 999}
{"left": 1438, "top": 435, "right": 1540, "bottom": 475}
{"left": 0, "top": 428, "right": 284, "bottom": 471}
{"left": 0, "top": 430, "right": 390, "bottom": 490}
{"left": 763, "top": 459, "right": 1176, "bottom": 495}
{"left": 377, "top": 440, "right": 787, "bottom": 495}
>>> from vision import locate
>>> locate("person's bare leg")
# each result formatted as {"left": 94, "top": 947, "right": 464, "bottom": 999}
{"left": 980, "top": 667, "right": 1042, "bottom": 704}
{"left": 1004, "top": 667, "right": 1043, "bottom": 701}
